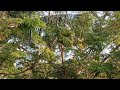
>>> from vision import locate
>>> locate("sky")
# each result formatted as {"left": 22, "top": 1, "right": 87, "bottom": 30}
{"left": 42, "top": 11, "right": 78, "bottom": 16}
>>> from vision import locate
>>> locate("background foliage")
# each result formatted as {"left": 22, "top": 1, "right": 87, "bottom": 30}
{"left": 0, "top": 11, "right": 120, "bottom": 79}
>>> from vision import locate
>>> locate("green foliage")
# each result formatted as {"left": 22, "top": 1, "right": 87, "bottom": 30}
{"left": 1, "top": 11, "right": 120, "bottom": 79}
{"left": 89, "top": 62, "right": 115, "bottom": 73}
{"left": 41, "top": 48, "right": 56, "bottom": 62}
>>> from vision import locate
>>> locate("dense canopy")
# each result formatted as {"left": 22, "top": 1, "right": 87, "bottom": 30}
{"left": 0, "top": 11, "right": 120, "bottom": 79}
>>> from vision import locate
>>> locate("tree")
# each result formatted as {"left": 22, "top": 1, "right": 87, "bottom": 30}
{"left": 0, "top": 11, "right": 120, "bottom": 79}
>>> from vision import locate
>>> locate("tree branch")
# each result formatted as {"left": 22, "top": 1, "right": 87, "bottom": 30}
{"left": 0, "top": 46, "right": 47, "bottom": 77}
{"left": 102, "top": 44, "right": 120, "bottom": 62}
{"left": 0, "top": 67, "right": 32, "bottom": 76}
{"left": 93, "top": 44, "right": 120, "bottom": 78}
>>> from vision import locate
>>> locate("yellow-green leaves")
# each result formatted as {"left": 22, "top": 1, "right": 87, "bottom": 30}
{"left": 32, "top": 30, "right": 42, "bottom": 44}
{"left": 10, "top": 50, "right": 25, "bottom": 59}
{"left": 114, "top": 36, "right": 120, "bottom": 45}
{"left": 42, "top": 47, "right": 56, "bottom": 62}
{"left": 22, "top": 15, "right": 46, "bottom": 29}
